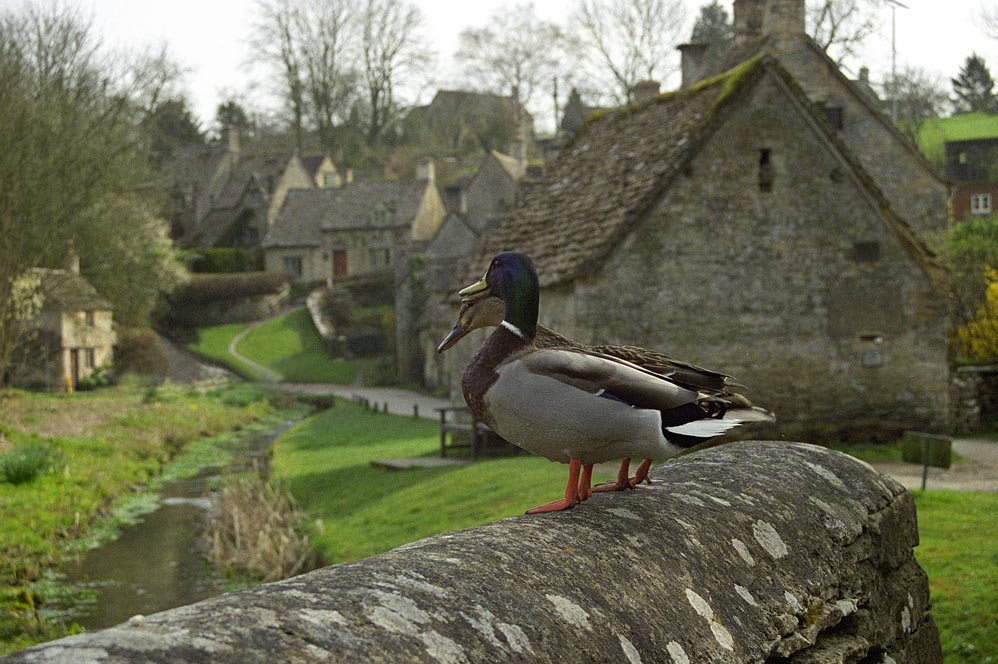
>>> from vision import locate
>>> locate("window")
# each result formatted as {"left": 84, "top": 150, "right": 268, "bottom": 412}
{"left": 282, "top": 256, "right": 303, "bottom": 277}
{"left": 822, "top": 106, "right": 844, "bottom": 130}
{"left": 85, "top": 310, "right": 94, "bottom": 327}
{"left": 853, "top": 241, "right": 881, "bottom": 263}
{"left": 84, "top": 348, "right": 95, "bottom": 369}
{"left": 971, "top": 193, "right": 992, "bottom": 216}
{"left": 758, "top": 149, "right": 773, "bottom": 192}
{"left": 322, "top": 172, "right": 340, "bottom": 188}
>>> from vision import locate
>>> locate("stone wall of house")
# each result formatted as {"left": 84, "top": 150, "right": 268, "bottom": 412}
{"left": 543, "top": 74, "right": 949, "bottom": 428}
{"left": 264, "top": 246, "right": 325, "bottom": 284}
{"left": 323, "top": 227, "right": 408, "bottom": 281}
{"left": 465, "top": 156, "right": 518, "bottom": 233}
{"left": 4, "top": 442, "right": 942, "bottom": 664}
{"left": 774, "top": 34, "right": 949, "bottom": 234}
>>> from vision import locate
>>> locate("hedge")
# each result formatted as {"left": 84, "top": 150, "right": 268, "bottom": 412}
{"left": 169, "top": 272, "right": 290, "bottom": 306}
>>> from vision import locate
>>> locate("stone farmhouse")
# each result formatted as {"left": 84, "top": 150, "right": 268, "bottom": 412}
{"left": 262, "top": 172, "right": 445, "bottom": 285}
{"left": 24, "top": 259, "right": 115, "bottom": 392}
{"left": 164, "top": 128, "right": 341, "bottom": 248}
{"left": 460, "top": 35, "right": 950, "bottom": 428}
{"left": 946, "top": 136, "right": 998, "bottom": 221}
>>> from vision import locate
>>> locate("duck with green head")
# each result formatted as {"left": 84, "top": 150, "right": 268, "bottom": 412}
{"left": 455, "top": 251, "right": 774, "bottom": 514}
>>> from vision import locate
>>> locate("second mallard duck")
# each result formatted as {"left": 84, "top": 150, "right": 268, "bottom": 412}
{"left": 454, "top": 251, "right": 774, "bottom": 514}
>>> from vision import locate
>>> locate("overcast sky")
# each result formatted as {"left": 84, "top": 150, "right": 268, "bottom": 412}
{"left": 2, "top": 0, "right": 996, "bottom": 132}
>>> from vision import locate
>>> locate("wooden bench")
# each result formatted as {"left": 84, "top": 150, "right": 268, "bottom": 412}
{"left": 436, "top": 406, "right": 493, "bottom": 460}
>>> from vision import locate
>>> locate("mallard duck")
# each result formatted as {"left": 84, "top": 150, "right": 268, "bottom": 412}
{"left": 437, "top": 293, "right": 759, "bottom": 492}
{"left": 453, "top": 251, "right": 774, "bottom": 514}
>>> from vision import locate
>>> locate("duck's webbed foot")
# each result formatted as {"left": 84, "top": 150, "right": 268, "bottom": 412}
{"left": 628, "top": 458, "right": 653, "bottom": 487}
{"left": 593, "top": 458, "right": 635, "bottom": 492}
{"left": 526, "top": 458, "right": 582, "bottom": 514}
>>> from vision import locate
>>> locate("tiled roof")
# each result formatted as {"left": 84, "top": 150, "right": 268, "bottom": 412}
{"left": 474, "top": 57, "right": 766, "bottom": 286}
{"left": 32, "top": 268, "right": 111, "bottom": 311}
{"left": 490, "top": 150, "right": 527, "bottom": 180}
{"left": 263, "top": 180, "right": 428, "bottom": 248}
{"left": 473, "top": 55, "right": 944, "bottom": 289}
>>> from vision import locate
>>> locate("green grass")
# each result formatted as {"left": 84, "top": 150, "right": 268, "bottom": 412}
{"left": 0, "top": 382, "right": 278, "bottom": 654}
{"left": 235, "top": 308, "right": 357, "bottom": 384}
{"left": 915, "top": 112, "right": 998, "bottom": 166}
{"left": 914, "top": 491, "right": 998, "bottom": 664}
{"left": 271, "top": 399, "right": 613, "bottom": 563}
{"left": 185, "top": 323, "right": 261, "bottom": 380}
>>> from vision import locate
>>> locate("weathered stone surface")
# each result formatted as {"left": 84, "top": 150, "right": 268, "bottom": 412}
{"left": 3, "top": 442, "right": 941, "bottom": 664}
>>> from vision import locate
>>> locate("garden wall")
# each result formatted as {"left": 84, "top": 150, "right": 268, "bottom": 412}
{"left": 2, "top": 442, "right": 941, "bottom": 664}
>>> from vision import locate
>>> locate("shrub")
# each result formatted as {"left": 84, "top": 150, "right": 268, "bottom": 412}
{"left": 168, "top": 272, "right": 289, "bottom": 306}
{"left": 115, "top": 328, "right": 169, "bottom": 377}
{"left": 183, "top": 248, "right": 264, "bottom": 273}
{"left": 76, "top": 366, "right": 113, "bottom": 391}
{"left": 0, "top": 443, "right": 57, "bottom": 485}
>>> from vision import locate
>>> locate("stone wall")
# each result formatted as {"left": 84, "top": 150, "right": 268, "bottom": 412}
{"left": 545, "top": 73, "right": 949, "bottom": 428}
{"left": 950, "top": 365, "right": 998, "bottom": 432}
{"left": 3, "top": 442, "right": 941, "bottom": 664}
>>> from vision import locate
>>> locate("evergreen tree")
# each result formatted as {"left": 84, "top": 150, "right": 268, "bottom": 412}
{"left": 142, "top": 98, "right": 204, "bottom": 162}
{"left": 215, "top": 99, "right": 251, "bottom": 138}
{"left": 952, "top": 53, "right": 997, "bottom": 113}
{"left": 691, "top": 1, "right": 732, "bottom": 52}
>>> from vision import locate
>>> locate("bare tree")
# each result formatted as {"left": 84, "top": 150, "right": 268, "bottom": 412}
{"left": 299, "top": 0, "right": 358, "bottom": 151}
{"left": 454, "top": 3, "right": 567, "bottom": 108}
{"left": 881, "top": 65, "right": 948, "bottom": 147}
{"left": 361, "top": 0, "right": 433, "bottom": 147}
{"left": 250, "top": 0, "right": 308, "bottom": 151}
{"left": 571, "top": 0, "right": 686, "bottom": 105}
{"left": 807, "top": 0, "right": 884, "bottom": 66}
{"left": 983, "top": 3, "right": 998, "bottom": 40}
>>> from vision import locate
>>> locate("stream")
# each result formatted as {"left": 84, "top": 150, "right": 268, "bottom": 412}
{"left": 47, "top": 419, "right": 300, "bottom": 631}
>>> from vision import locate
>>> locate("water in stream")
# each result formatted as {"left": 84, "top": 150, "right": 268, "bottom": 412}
{"left": 48, "top": 419, "right": 299, "bottom": 631}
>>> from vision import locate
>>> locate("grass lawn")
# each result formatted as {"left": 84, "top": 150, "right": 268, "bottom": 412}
{"left": 914, "top": 112, "right": 998, "bottom": 166}
{"left": 272, "top": 405, "right": 997, "bottom": 660}
{"left": 235, "top": 308, "right": 358, "bottom": 384}
{"left": 914, "top": 491, "right": 998, "bottom": 664}
{"left": 185, "top": 323, "right": 261, "bottom": 380}
{"left": 0, "top": 381, "right": 280, "bottom": 654}
{"left": 271, "top": 399, "right": 613, "bottom": 563}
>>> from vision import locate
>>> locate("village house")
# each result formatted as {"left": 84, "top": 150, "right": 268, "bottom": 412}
{"left": 403, "top": 89, "right": 535, "bottom": 157}
{"left": 456, "top": 47, "right": 950, "bottom": 428}
{"left": 946, "top": 136, "right": 998, "bottom": 221}
{"left": 262, "top": 168, "right": 445, "bottom": 286}
{"left": 164, "top": 128, "right": 342, "bottom": 249}
{"left": 21, "top": 258, "right": 116, "bottom": 392}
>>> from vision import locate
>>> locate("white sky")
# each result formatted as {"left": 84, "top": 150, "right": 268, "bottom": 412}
{"left": 2, "top": 0, "right": 996, "bottom": 132}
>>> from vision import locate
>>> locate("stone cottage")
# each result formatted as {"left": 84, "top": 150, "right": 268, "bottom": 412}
{"left": 262, "top": 175, "right": 445, "bottom": 285}
{"left": 26, "top": 260, "right": 115, "bottom": 391}
{"left": 404, "top": 89, "right": 535, "bottom": 156}
{"left": 461, "top": 54, "right": 950, "bottom": 428}
{"left": 681, "top": 0, "right": 949, "bottom": 235}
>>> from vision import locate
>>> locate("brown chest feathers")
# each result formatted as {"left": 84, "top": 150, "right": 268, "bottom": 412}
{"left": 462, "top": 327, "right": 531, "bottom": 429}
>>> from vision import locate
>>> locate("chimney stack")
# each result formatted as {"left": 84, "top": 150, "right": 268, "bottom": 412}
{"left": 733, "top": 0, "right": 764, "bottom": 44}
{"left": 632, "top": 80, "right": 661, "bottom": 104}
{"left": 764, "top": 0, "right": 806, "bottom": 42}
{"left": 416, "top": 157, "right": 435, "bottom": 182}
{"left": 227, "top": 126, "right": 240, "bottom": 157}
{"left": 65, "top": 250, "right": 80, "bottom": 275}
{"left": 678, "top": 43, "right": 710, "bottom": 89}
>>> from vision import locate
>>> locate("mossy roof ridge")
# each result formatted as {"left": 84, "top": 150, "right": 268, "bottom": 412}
{"left": 32, "top": 268, "right": 112, "bottom": 311}
{"left": 471, "top": 55, "right": 770, "bottom": 287}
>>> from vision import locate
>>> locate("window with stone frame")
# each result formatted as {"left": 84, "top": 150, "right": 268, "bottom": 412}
{"left": 282, "top": 256, "right": 304, "bottom": 277}
{"left": 971, "top": 193, "right": 992, "bottom": 216}
{"left": 822, "top": 106, "right": 844, "bottom": 131}
{"left": 85, "top": 310, "right": 94, "bottom": 327}
{"left": 84, "top": 348, "right": 95, "bottom": 369}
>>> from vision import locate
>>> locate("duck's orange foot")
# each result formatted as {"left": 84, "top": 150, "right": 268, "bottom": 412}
{"left": 526, "top": 497, "right": 578, "bottom": 514}
{"left": 628, "top": 458, "right": 653, "bottom": 487}
{"left": 593, "top": 458, "right": 634, "bottom": 492}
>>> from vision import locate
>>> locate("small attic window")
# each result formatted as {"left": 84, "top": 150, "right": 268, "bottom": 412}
{"left": 758, "top": 149, "right": 774, "bottom": 192}
{"left": 853, "top": 241, "right": 881, "bottom": 263}
{"left": 823, "top": 106, "right": 844, "bottom": 131}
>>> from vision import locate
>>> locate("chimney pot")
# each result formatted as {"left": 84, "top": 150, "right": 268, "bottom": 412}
{"left": 633, "top": 80, "right": 661, "bottom": 104}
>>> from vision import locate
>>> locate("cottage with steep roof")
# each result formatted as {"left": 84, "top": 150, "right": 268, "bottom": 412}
{"left": 458, "top": 54, "right": 949, "bottom": 428}
{"left": 262, "top": 176, "right": 444, "bottom": 285}
{"left": 22, "top": 258, "right": 116, "bottom": 392}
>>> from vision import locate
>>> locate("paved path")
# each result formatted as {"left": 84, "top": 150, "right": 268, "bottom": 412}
{"left": 870, "top": 438, "right": 998, "bottom": 492}
{"left": 227, "top": 316, "right": 287, "bottom": 383}
{"left": 276, "top": 382, "right": 450, "bottom": 421}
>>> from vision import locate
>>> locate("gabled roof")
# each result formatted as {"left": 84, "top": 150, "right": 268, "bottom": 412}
{"left": 474, "top": 56, "right": 944, "bottom": 289}
{"left": 489, "top": 150, "right": 527, "bottom": 180}
{"left": 33, "top": 268, "right": 111, "bottom": 311}
{"left": 301, "top": 154, "right": 331, "bottom": 179}
{"left": 263, "top": 180, "right": 428, "bottom": 248}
